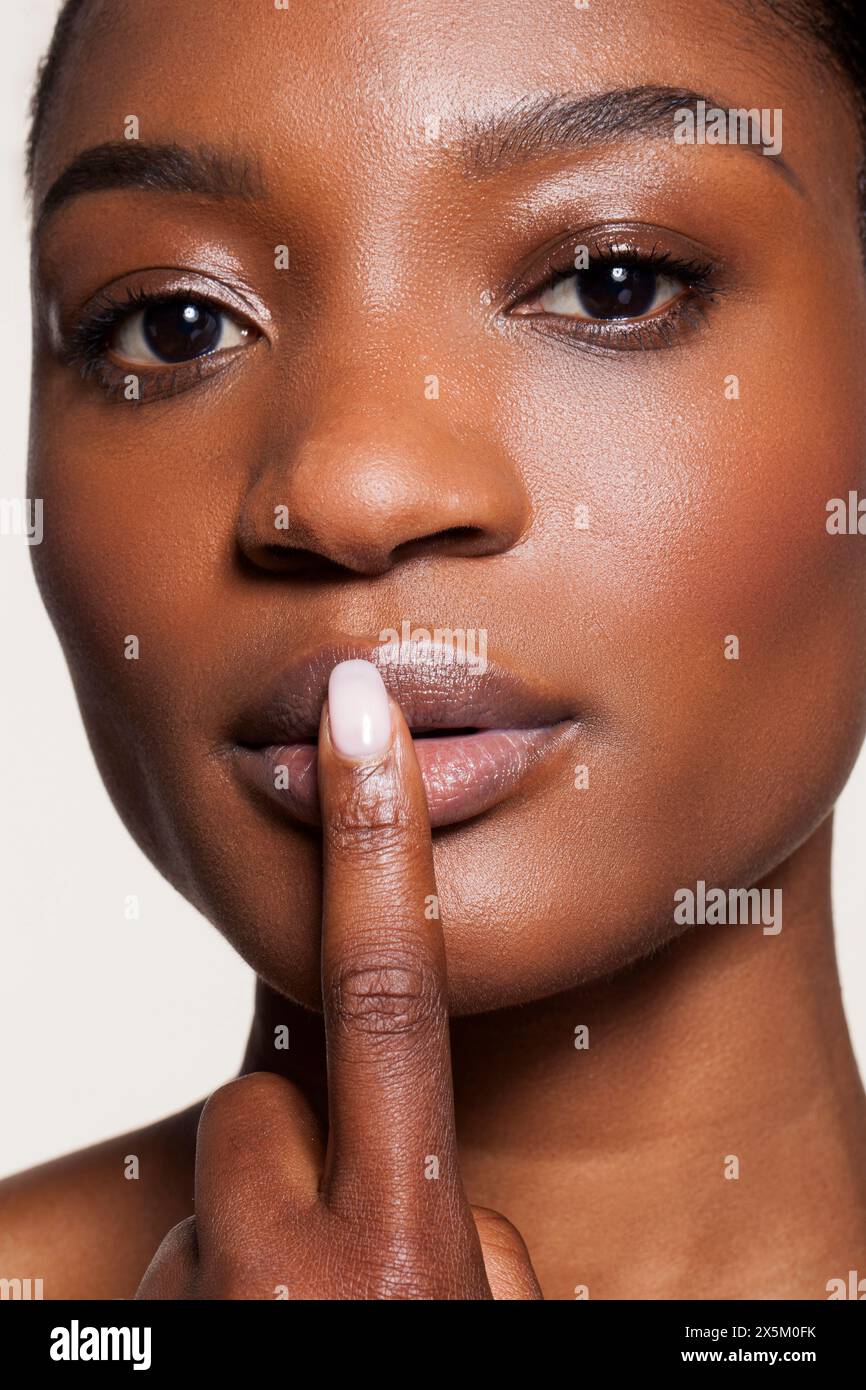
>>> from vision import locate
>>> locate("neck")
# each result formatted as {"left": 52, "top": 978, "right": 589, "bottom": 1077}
{"left": 243, "top": 813, "right": 866, "bottom": 1298}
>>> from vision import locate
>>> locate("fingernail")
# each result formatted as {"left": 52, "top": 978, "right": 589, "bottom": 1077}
{"left": 327, "top": 659, "right": 393, "bottom": 760}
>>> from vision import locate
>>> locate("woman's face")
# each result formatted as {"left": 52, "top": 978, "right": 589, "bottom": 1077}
{"left": 28, "top": 0, "right": 866, "bottom": 1013}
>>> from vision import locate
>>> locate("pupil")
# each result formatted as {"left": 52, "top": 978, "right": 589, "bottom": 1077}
{"left": 143, "top": 300, "right": 221, "bottom": 362}
{"left": 577, "top": 265, "right": 657, "bottom": 319}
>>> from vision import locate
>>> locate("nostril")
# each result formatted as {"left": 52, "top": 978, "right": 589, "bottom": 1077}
{"left": 393, "top": 526, "right": 489, "bottom": 562}
{"left": 236, "top": 544, "right": 358, "bottom": 580}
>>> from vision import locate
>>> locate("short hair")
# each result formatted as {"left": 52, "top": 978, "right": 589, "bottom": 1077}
{"left": 26, "top": 0, "right": 89, "bottom": 188}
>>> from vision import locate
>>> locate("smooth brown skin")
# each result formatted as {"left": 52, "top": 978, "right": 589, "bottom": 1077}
{"left": 2, "top": 0, "right": 866, "bottom": 1298}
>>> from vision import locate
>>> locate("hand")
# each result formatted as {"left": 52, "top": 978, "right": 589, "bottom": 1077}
{"left": 136, "top": 661, "right": 542, "bottom": 1300}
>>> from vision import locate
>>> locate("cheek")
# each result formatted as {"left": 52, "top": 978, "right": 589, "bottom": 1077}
{"left": 513, "top": 308, "right": 866, "bottom": 789}
{"left": 27, "top": 394, "right": 240, "bottom": 873}
{"left": 28, "top": 391, "right": 233, "bottom": 692}
{"left": 462, "top": 321, "right": 866, "bottom": 980}
{"left": 636, "top": 343, "right": 866, "bottom": 815}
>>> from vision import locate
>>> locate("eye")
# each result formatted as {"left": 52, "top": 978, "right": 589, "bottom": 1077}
{"left": 537, "top": 263, "right": 685, "bottom": 321}
{"left": 110, "top": 297, "right": 253, "bottom": 366}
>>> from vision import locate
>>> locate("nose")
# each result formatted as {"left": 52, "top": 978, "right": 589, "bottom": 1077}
{"left": 236, "top": 403, "right": 529, "bottom": 577}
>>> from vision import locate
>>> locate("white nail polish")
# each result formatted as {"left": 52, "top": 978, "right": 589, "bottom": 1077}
{"left": 328, "top": 660, "right": 392, "bottom": 759}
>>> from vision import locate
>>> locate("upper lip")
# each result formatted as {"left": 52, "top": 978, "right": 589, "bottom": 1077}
{"left": 233, "top": 638, "right": 574, "bottom": 746}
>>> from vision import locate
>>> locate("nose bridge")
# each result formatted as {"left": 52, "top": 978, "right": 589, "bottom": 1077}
{"left": 238, "top": 374, "right": 529, "bottom": 575}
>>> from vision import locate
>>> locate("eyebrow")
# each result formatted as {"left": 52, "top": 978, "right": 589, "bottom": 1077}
{"left": 34, "top": 141, "right": 266, "bottom": 234}
{"left": 454, "top": 85, "right": 800, "bottom": 188}
{"left": 34, "top": 84, "right": 797, "bottom": 235}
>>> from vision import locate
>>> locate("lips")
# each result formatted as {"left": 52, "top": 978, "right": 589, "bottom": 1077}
{"left": 230, "top": 639, "right": 575, "bottom": 829}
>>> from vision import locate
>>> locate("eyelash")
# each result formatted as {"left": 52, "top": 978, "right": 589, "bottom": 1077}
{"left": 63, "top": 238, "right": 722, "bottom": 404}
{"left": 63, "top": 286, "right": 255, "bottom": 402}
{"left": 508, "top": 241, "right": 723, "bottom": 351}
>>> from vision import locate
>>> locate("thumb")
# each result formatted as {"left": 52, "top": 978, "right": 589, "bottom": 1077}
{"left": 471, "top": 1205, "right": 544, "bottom": 1300}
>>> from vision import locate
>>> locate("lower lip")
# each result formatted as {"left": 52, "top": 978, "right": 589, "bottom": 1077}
{"left": 233, "top": 725, "right": 570, "bottom": 829}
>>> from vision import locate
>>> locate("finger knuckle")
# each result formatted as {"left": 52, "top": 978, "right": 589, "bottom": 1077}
{"left": 163, "top": 1214, "right": 199, "bottom": 1263}
{"left": 136, "top": 1216, "right": 199, "bottom": 1297}
{"left": 327, "top": 817, "right": 408, "bottom": 867}
{"left": 326, "top": 954, "right": 440, "bottom": 1038}
{"left": 472, "top": 1206, "right": 524, "bottom": 1255}
{"left": 199, "top": 1072, "right": 279, "bottom": 1133}
{"left": 327, "top": 778, "right": 417, "bottom": 861}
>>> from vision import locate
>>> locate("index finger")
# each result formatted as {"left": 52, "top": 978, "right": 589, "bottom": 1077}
{"left": 317, "top": 659, "right": 462, "bottom": 1223}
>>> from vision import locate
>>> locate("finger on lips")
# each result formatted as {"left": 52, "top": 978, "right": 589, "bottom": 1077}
{"left": 317, "top": 659, "right": 467, "bottom": 1220}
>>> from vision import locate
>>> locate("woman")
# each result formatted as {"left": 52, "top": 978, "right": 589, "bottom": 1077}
{"left": 3, "top": 0, "right": 866, "bottom": 1299}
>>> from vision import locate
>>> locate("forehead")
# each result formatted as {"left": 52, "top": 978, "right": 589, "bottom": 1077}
{"left": 31, "top": 0, "right": 857, "bottom": 217}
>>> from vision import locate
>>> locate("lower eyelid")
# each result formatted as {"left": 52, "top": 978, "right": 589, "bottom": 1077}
{"left": 512, "top": 288, "right": 719, "bottom": 353}
{"left": 82, "top": 339, "right": 255, "bottom": 403}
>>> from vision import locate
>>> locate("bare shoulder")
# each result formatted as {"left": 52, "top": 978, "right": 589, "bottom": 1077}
{"left": 0, "top": 1100, "right": 205, "bottom": 1300}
